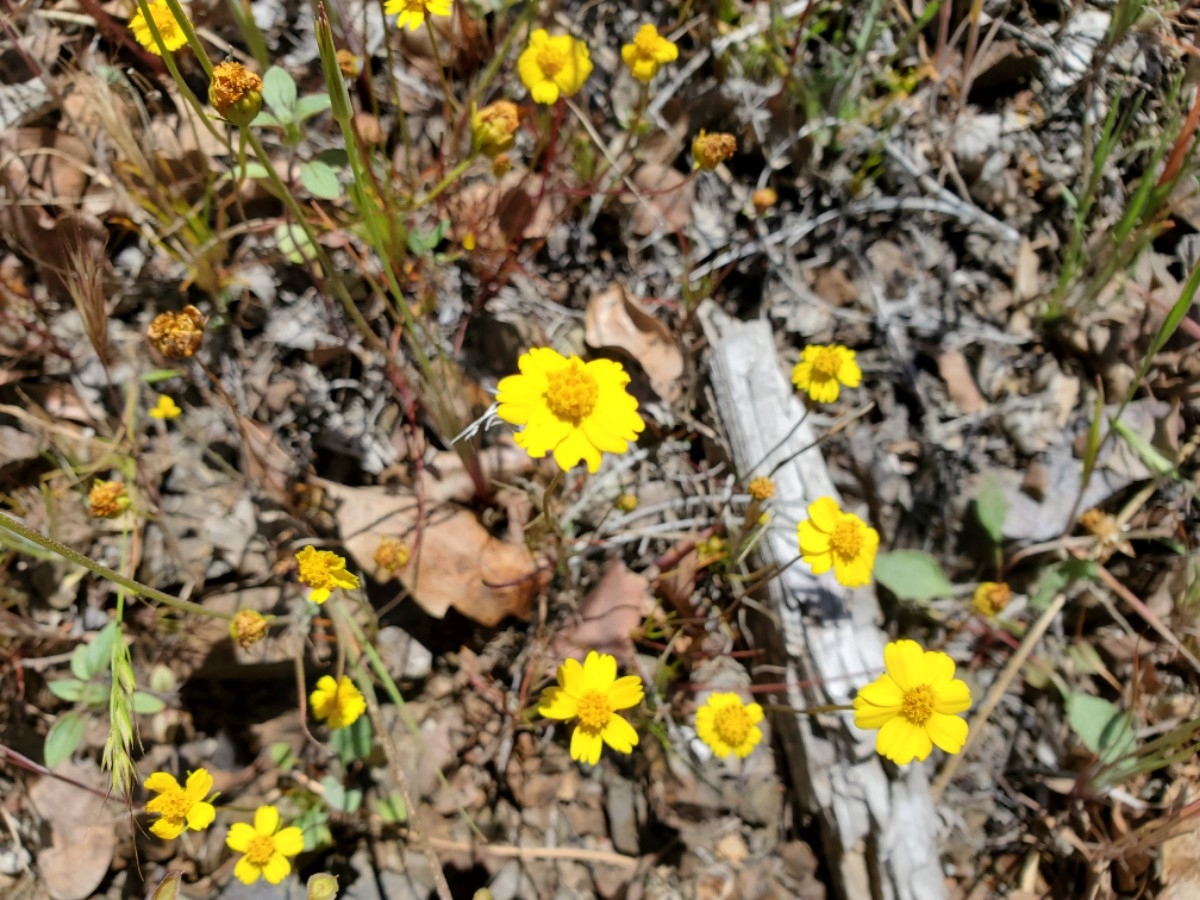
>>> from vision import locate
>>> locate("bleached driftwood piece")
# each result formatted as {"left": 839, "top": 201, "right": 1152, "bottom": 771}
{"left": 700, "top": 303, "right": 948, "bottom": 900}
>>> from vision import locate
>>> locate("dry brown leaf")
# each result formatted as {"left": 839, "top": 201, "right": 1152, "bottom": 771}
{"left": 584, "top": 283, "right": 683, "bottom": 401}
{"left": 321, "top": 477, "right": 544, "bottom": 626}
{"left": 936, "top": 349, "right": 988, "bottom": 413}
{"left": 627, "top": 163, "right": 693, "bottom": 236}
{"left": 448, "top": 171, "right": 565, "bottom": 251}
{"left": 29, "top": 762, "right": 118, "bottom": 900}
{"left": 553, "top": 559, "right": 654, "bottom": 667}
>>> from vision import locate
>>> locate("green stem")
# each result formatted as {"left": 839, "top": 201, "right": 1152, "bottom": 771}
{"left": 413, "top": 152, "right": 478, "bottom": 208}
{"left": 0, "top": 510, "right": 228, "bottom": 620}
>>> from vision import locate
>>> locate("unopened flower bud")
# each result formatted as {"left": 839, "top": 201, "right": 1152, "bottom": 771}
{"left": 615, "top": 493, "right": 638, "bottom": 513}
{"left": 208, "top": 61, "right": 263, "bottom": 128}
{"left": 473, "top": 101, "right": 520, "bottom": 158}
{"left": 752, "top": 187, "right": 777, "bottom": 214}
{"left": 747, "top": 476, "right": 775, "bottom": 501}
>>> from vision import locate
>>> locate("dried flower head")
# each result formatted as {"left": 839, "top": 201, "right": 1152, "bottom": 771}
{"left": 491, "top": 153, "right": 512, "bottom": 177}
{"left": 692, "top": 130, "right": 736, "bottom": 171}
{"left": 791, "top": 344, "right": 862, "bottom": 403}
{"left": 797, "top": 497, "right": 879, "bottom": 588}
{"left": 383, "top": 0, "right": 452, "bottom": 32}
{"left": 518, "top": 29, "right": 593, "bottom": 105}
{"left": 971, "top": 581, "right": 1012, "bottom": 618}
{"left": 229, "top": 609, "right": 270, "bottom": 648}
{"left": 310, "top": 675, "right": 366, "bottom": 729}
{"left": 615, "top": 493, "right": 639, "bottom": 513}
{"left": 695, "top": 693, "right": 764, "bottom": 759}
{"left": 853, "top": 639, "right": 971, "bottom": 765}
{"left": 208, "top": 61, "right": 263, "bottom": 128}
{"left": 147, "top": 306, "right": 205, "bottom": 360}
{"left": 1079, "top": 508, "right": 1134, "bottom": 561}
{"left": 747, "top": 476, "right": 775, "bottom": 501}
{"left": 620, "top": 24, "right": 678, "bottom": 83}
{"left": 226, "top": 805, "right": 304, "bottom": 885}
{"left": 90, "top": 480, "right": 130, "bottom": 519}
{"left": 144, "top": 769, "right": 217, "bottom": 840}
{"left": 129, "top": 0, "right": 190, "bottom": 55}
{"left": 149, "top": 394, "right": 182, "bottom": 420}
{"left": 752, "top": 187, "right": 778, "bottom": 213}
{"left": 539, "top": 651, "right": 643, "bottom": 765}
{"left": 373, "top": 535, "right": 410, "bottom": 574}
{"left": 472, "top": 101, "right": 520, "bottom": 158}
{"left": 496, "top": 348, "right": 644, "bottom": 473}
{"left": 336, "top": 48, "right": 362, "bottom": 77}
{"left": 295, "top": 545, "right": 360, "bottom": 604}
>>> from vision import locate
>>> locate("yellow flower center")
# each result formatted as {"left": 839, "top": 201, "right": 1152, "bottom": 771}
{"left": 544, "top": 360, "right": 599, "bottom": 424}
{"left": 155, "top": 787, "right": 189, "bottom": 819}
{"left": 810, "top": 347, "right": 842, "bottom": 380}
{"left": 634, "top": 29, "right": 661, "bottom": 55}
{"left": 403, "top": 0, "right": 426, "bottom": 13}
{"left": 537, "top": 45, "right": 568, "bottom": 78}
{"left": 150, "top": 4, "right": 182, "bottom": 40}
{"left": 245, "top": 834, "right": 276, "bottom": 867}
{"left": 713, "top": 703, "right": 752, "bottom": 747}
{"left": 901, "top": 684, "right": 935, "bottom": 725}
{"left": 829, "top": 519, "right": 863, "bottom": 559}
{"left": 576, "top": 690, "right": 612, "bottom": 730}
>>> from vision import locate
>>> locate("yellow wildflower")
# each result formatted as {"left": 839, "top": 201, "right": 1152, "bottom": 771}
{"left": 791, "top": 344, "right": 862, "bottom": 403}
{"left": 295, "top": 545, "right": 361, "bottom": 604}
{"left": 747, "top": 476, "right": 775, "bottom": 501}
{"left": 971, "top": 581, "right": 1012, "bottom": 618}
{"left": 695, "top": 692, "right": 764, "bottom": 759}
{"left": 144, "top": 769, "right": 217, "bottom": 840}
{"left": 149, "top": 394, "right": 182, "bottom": 420}
{"left": 229, "top": 609, "right": 270, "bottom": 649}
{"left": 496, "top": 348, "right": 645, "bottom": 473}
{"left": 225, "top": 805, "right": 305, "bottom": 885}
{"left": 147, "top": 306, "right": 205, "bottom": 360}
{"left": 518, "top": 29, "right": 593, "bottom": 105}
{"left": 310, "top": 675, "right": 366, "bottom": 730}
{"left": 208, "top": 61, "right": 263, "bottom": 128}
{"left": 620, "top": 24, "right": 678, "bottom": 83}
{"left": 128, "top": 0, "right": 189, "bottom": 55}
{"left": 853, "top": 639, "right": 972, "bottom": 765}
{"left": 692, "top": 130, "right": 736, "bottom": 171}
{"left": 384, "top": 0, "right": 453, "bottom": 32}
{"left": 89, "top": 480, "right": 130, "bottom": 519}
{"left": 797, "top": 497, "right": 879, "bottom": 588}
{"left": 472, "top": 101, "right": 520, "bottom": 158}
{"left": 538, "top": 650, "right": 643, "bottom": 765}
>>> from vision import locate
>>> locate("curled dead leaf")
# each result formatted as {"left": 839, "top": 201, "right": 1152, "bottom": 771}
{"left": 553, "top": 559, "right": 654, "bottom": 667}
{"left": 625, "top": 163, "right": 694, "bottom": 236}
{"left": 584, "top": 283, "right": 683, "bottom": 401}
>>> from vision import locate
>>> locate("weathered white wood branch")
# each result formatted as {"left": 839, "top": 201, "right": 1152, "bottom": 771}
{"left": 700, "top": 303, "right": 948, "bottom": 900}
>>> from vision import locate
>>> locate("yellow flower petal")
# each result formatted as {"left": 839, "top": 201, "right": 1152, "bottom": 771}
{"left": 570, "top": 724, "right": 604, "bottom": 765}
{"left": 273, "top": 826, "right": 306, "bottom": 857}
{"left": 150, "top": 817, "right": 185, "bottom": 840}
{"left": 926, "top": 712, "right": 969, "bottom": 755}
{"left": 254, "top": 804, "right": 280, "bottom": 836}
{"left": 186, "top": 800, "right": 216, "bottom": 832}
{"left": 883, "top": 640, "right": 926, "bottom": 692}
{"left": 144, "top": 772, "right": 181, "bottom": 794}
{"left": 539, "top": 686, "right": 579, "bottom": 721}
{"left": 559, "top": 657, "right": 585, "bottom": 696}
{"left": 233, "top": 855, "right": 262, "bottom": 885}
{"left": 582, "top": 649, "right": 616, "bottom": 688}
{"left": 262, "top": 852, "right": 292, "bottom": 884}
{"left": 877, "top": 715, "right": 933, "bottom": 764}
{"left": 184, "top": 768, "right": 213, "bottom": 801}
{"left": 600, "top": 713, "right": 638, "bottom": 754}
{"left": 606, "top": 675, "right": 644, "bottom": 710}
{"left": 226, "top": 821, "right": 256, "bottom": 852}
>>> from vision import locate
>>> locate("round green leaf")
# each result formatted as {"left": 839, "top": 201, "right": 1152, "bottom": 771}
{"left": 874, "top": 550, "right": 953, "bottom": 602}
{"left": 300, "top": 160, "right": 340, "bottom": 200}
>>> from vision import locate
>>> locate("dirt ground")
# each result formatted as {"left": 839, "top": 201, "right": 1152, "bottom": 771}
{"left": 1, "top": 0, "right": 1199, "bottom": 898}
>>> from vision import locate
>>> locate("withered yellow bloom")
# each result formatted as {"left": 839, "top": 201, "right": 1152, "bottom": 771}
{"left": 147, "top": 306, "right": 205, "bottom": 360}
{"left": 89, "top": 480, "right": 130, "bottom": 519}
{"left": 518, "top": 30, "right": 592, "bottom": 105}
{"left": 208, "top": 61, "right": 263, "bottom": 128}
{"left": 747, "top": 476, "right": 775, "bottom": 501}
{"left": 128, "top": 0, "right": 189, "bottom": 55}
{"left": 496, "top": 348, "right": 644, "bottom": 473}
{"left": 621, "top": 24, "right": 678, "bottom": 83}
{"left": 971, "top": 581, "right": 1012, "bottom": 618}
{"left": 384, "top": 0, "right": 452, "bottom": 32}
{"left": 229, "top": 609, "right": 270, "bottom": 648}
{"left": 692, "top": 130, "right": 736, "bottom": 171}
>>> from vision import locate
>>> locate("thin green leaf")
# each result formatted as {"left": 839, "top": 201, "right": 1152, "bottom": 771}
{"left": 873, "top": 550, "right": 953, "bottom": 602}
{"left": 78, "top": 622, "right": 120, "bottom": 681}
{"left": 1111, "top": 416, "right": 1177, "bottom": 477}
